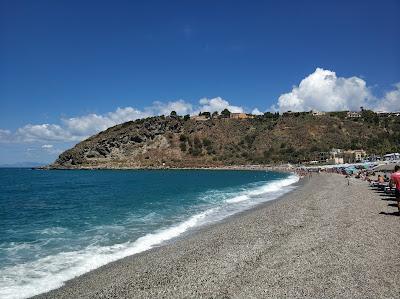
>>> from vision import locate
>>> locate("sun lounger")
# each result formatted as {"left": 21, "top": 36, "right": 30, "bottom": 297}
{"left": 370, "top": 181, "right": 380, "bottom": 187}
{"left": 377, "top": 183, "right": 389, "bottom": 191}
{"left": 384, "top": 186, "right": 396, "bottom": 195}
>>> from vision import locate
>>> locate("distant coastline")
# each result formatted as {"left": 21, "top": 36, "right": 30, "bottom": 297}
{"left": 1, "top": 162, "right": 46, "bottom": 168}
{"left": 36, "top": 164, "right": 295, "bottom": 174}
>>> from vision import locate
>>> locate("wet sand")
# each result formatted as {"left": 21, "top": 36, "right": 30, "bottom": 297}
{"left": 35, "top": 174, "right": 400, "bottom": 298}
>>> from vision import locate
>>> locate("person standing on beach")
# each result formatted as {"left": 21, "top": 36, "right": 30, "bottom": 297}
{"left": 390, "top": 165, "right": 400, "bottom": 213}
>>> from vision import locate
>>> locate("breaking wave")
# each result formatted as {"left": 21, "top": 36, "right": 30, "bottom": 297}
{"left": 0, "top": 173, "right": 299, "bottom": 299}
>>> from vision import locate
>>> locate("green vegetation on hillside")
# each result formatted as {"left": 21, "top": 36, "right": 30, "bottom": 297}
{"left": 51, "top": 111, "right": 400, "bottom": 168}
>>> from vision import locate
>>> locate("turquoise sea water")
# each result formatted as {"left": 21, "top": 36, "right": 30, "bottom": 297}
{"left": 0, "top": 168, "right": 298, "bottom": 298}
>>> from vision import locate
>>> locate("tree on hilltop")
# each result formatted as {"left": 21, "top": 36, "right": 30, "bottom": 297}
{"left": 199, "top": 111, "right": 211, "bottom": 118}
{"left": 221, "top": 108, "right": 231, "bottom": 118}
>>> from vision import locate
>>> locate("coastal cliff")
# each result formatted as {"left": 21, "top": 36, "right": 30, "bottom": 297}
{"left": 50, "top": 113, "right": 400, "bottom": 169}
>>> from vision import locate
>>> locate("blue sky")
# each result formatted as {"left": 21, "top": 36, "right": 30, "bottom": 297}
{"left": 0, "top": 0, "right": 399, "bottom": 164}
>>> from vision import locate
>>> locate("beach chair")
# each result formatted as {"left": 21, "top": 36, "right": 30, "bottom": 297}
{"left": 384, "top": 186, "right": 396, "bottom": 195}
{"left": 378, "top": 183, "right": 389, "bottom": 191}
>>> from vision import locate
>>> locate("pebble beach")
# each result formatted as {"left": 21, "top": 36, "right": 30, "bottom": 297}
{"left": 35, "top": 173, "right": 400, "bottom": 298}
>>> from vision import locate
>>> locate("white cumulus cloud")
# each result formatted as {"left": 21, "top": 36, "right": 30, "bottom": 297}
{"left": 0, "top": 129, "right": 12, "bottom": 142}
{"left": 16, "top": 124, "right": 79, "bottom": 142}
{"left": 251, "top": 108, "right": 264, "bottom": 115}
{"left": 24, "top": 144, "right": 63, "bottom": 157}
{"left": 0, "top": 98, "right": 246, "bottom": 144}
{"left": 62, "top": 107, "right": 147, "bottom": 137}
{"left": 276, "top": 68, "right": 373, "bottom": 112}
{"left": 374, "top": 83, "right": 400, "bottom": 112}
{"left": 150, "top": 100, "right": 193, "bottom": 116}
{"left": 197, "top": 97, "right": 244, "bottom": 114}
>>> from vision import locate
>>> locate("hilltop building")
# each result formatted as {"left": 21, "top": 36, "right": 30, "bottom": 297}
{"left": 311, "top": 110, "right": 326, "bottom": 116}
{"left": 346, "top": 111, "right": 362, "bottom": 118}
{"left": 376, "top": 111, "right": 400, "bottom": 117}
{"left": 230, "top": 113, "right": 254, "bottom": 119}
{"left": 191, "top": 115, "right": 209, "bottom": 121}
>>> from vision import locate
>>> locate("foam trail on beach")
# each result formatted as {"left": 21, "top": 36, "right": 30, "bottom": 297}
{"left": 226, "top": 174, "right": 299, "bottom": 204}
{"left": 0, "top": 173, "right": 298, "bottom": 299}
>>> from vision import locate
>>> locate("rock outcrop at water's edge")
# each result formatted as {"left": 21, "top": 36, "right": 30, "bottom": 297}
{"left": 49, "top": 114, "right": 400, "bottom": 169}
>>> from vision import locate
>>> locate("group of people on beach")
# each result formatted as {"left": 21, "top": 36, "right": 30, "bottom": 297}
{"left": 296, "top": 164, "right": 400, "bottom": 214}
{"left": 349, "top": 165, "right": 400, "bottom": 214}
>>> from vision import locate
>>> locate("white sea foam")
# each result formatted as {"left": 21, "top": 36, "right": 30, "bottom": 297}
{"left": 3, "top": 242, "right": 40, "bottom": 253}
{"left": 0, "top": 210, "right": 214, "bottom": 299}
{"left": 37, "top": 227, "right": 69, "bottom": 235}
{"left": 0, "top": 174, "right": 299, "bottom": 299}
{"left": 226, "top": 194, "right": 249, "bottom": 203}
{"left": 226, "top": 174, "right": 299, "bottom": 203}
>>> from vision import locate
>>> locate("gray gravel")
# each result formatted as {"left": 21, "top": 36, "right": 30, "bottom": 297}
{"left": 35, "top": 174, "right": 400, "bottom": 299}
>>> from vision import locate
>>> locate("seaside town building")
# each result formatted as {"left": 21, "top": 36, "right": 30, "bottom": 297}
{"left": 318, "top": 151, "right": 329, "bottom": 163}
{"left": 384, "top": 153, "right": 400, "bottom": 161}
{"left": 343, "top": 149, "right": 366, "bottom": 163}
{"left": 366, "top": 154, "right": 382, "bottom": 162}
{"left": 318, "top": 149, "right": 344, "bottom": 165}
{"left": 327, "top": 148, "right": 344, "bottom": 164}
{"left": 312, "top": 149, "right": 400, "bottom": 165}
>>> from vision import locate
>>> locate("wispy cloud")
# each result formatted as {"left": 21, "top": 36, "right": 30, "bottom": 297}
{"left": 24, "top": 144, "right": 63, "bottom": 159}
{"left": 0, "top": 129, "right": 12, "bottom": 142}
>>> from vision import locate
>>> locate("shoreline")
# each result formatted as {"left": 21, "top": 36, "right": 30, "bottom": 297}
{"left": 36, "top": 164, "right": 296, "bottom": 173}
{"left": 34, "top": 173, "right": 400, "bottom": 298}
{"left": 29, "top": 173, "right": 304, "bottom": 298}
{"left": 29, "top": 173, "right": 303, "bottom": 299}
{"left": 162, "top": 176, "right": 306, "bottom": 247}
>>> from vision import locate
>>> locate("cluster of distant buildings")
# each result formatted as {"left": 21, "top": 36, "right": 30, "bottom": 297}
{"left": 285, "top": 110, "right": 400, "bottom": 118}
{"left": 346, "top": 111, "right": 400, "bottom": 118}
{"left": 191, "top": 112, "right": 255, "bottom": 121}
{"left": 308, "top": 148, "right": 400, "bottom": 165}
{"left": 188, "top": 109, "right": 400, "bottom": 121}
{"left": 173, "top": 109, "right": 399, "bottom": 166}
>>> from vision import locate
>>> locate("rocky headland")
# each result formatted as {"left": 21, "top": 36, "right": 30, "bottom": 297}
{"left": 49, "top": 113, "right": 400, "bottom": 169}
